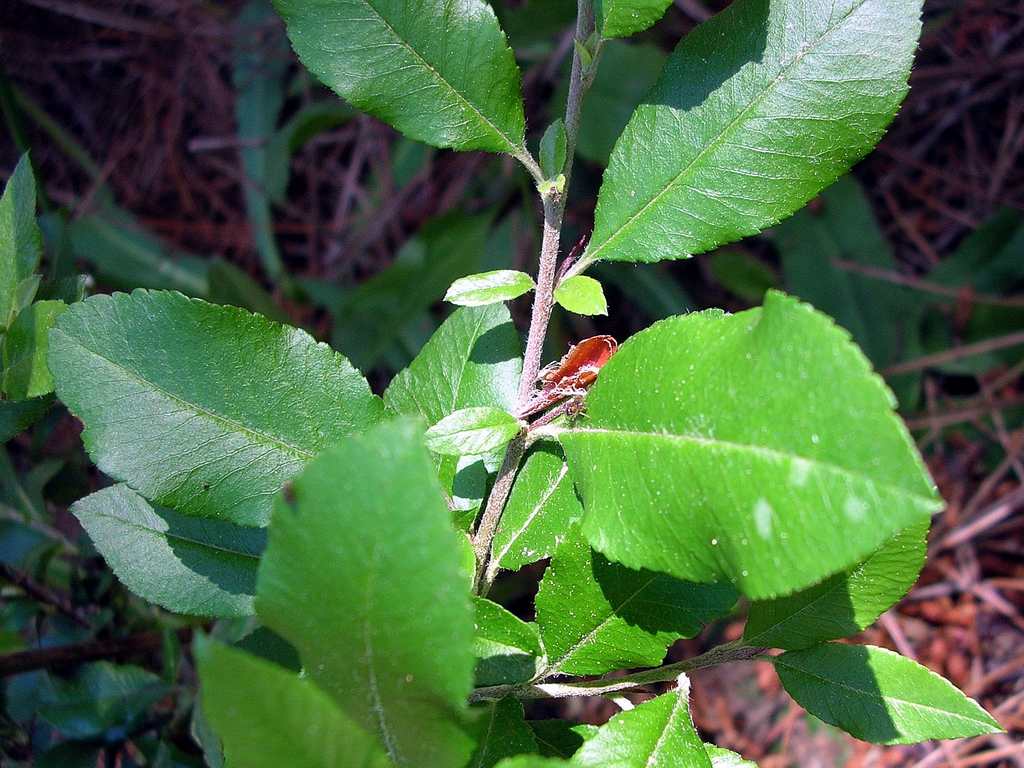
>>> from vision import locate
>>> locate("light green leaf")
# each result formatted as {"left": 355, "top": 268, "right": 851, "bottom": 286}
{"left": 445, "top": 270, "right": 536, "bottom": 307}
{"left": 705, "top": 746, "right": 758, "bottom": 767}
{"left": 775, "top": 644, "right": 1003, "bottom": 744}
{"left": 554, "top": 276, "right": 608, "bottom": 316}
{"left": 71, "top": 485, "right": 263, "bottom": 617}
{"left": 573, "top": 678, "right": 711, "bottom": 767}
{"left": 197, "top": 639, "right": 390, "bottom": 768}
{"left": 535, "top": 529, "right": 737, "bottom": 677}
{"left": 0, "top": 154, "right": 42, "bottom": 330}
{"left": 473, "top": 596, "right": 542, "bottom": 686}
{"left": 558, "top": 291, "right": 941, "bottom": 600}
{"left": 3, "top": 300, "right": 66, "bottom": 399}
{"left": 744, "top": 520, "right": 927, "bottom": 649}
{"left": 539, "top": 119, "right": 568, "bottom": 179}
{"left": 256, "top": 419, "right": 475, "bottom": 767}
{"left": 587, "top": 0, "right": 923, "bottom": 263}
{"left": 48, "top": 290, "right": 382, "bottom": 526}
{"left": 531, "top": 721, "right": 599, "bottom": 759}
{"left": 468, "top": 698, "right": 539, "bottom": 768}
{"left": 426, "top": 407, "right": 522, "bottom": 456}
{"left": 491, "top": 445, "right": 582, "bottom": 573}
{"left": 274, "top": 0, "right": 525, "bottom": 153}
{"left": 496, "top": 758, "right": 571, "bottom": 768}
{"left": 596, "top": 0, "right": 673, "bottom": 38}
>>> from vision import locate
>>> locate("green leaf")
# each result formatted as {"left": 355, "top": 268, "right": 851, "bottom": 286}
{"left": 774, "top": 644, "right": 1003, "bottom": 744}
{"left": 496, "top": 758, "right": 572, "bottom": 768}
{"left": 539, "top": 119, "right": 568, "bottom": 179}
{"left": 554, "top": 276, "right": 608, "bottom": 316}
{"left": 468, "top": 698, "right": 539, "bottom": 768}
{"left": 36, "top": 661, "right": 170, "bottom": 740}
{"left": 234, "top": 0, "right": 290, "bottom": 284}
{"left": 491, "top": 444, "right": 582, "bottom": 573}
{"left": 558, "top": 291, "right": 941, "bottom": 600}
{"left": 535, "top": 529, "right": 737, "bottom": 676}
{"left": 530, "top": 721, "right": 599, "bottom": 759}
{"left": 473, "top": 597, "right": 542, "bottom": 686}
{"left": 705, "top": 746, "right": 758, "bottom": 767}
{"left": 3, "top": 299, "right": 66, "bottom": 399}
{"left": 273, "top": 0, "right": 526, "bottom": 154}
{"left": 426, "top": 407, "right": 522, "bottom": 456}
{"left": 744, "top": 520, "right": 927, "bottom": 649}
{"left": 587, "top": 0, "right": 923, "bottom": 264}
{"left": 573, "top": 679, "right": 711, "bottom": 767}
{"left": 709, "top": 250, "right": 778, "bottom": 304}
{"left": 71, "top": 484, "right": 263, "bottom": 617}
{"left": 48, "top": 290, "right": 382, "bottom": 526}
{"left": 0, "top": 395, "right": 52, "bottom": 442}
{"left": 196, "top": 639, "right": 389, "bottom": 768}
{"left": 256, "top": 419, "right": 475, "bottom": 767}
{"left": 595, "top": 0, "right": 673, "bottom": 38}
{"left": 0, "top": 154, "right": 42, "bottom": 330}
{"left": 265, "top": 102, "right": 355, "bottom": 202}
{"left": 445, "top": 270, "right": 536, "bottom": 307}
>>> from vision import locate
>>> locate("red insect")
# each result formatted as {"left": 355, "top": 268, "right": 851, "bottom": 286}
{"left": 517, "top": 335, "right": 618, "bottom": 420}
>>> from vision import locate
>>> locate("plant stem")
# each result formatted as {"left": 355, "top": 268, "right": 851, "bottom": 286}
{"left": 474, "top": 0, "right": 602, "bottom": 595}
{"left": 469, "top": 642, "right": 767, "bottom": 703}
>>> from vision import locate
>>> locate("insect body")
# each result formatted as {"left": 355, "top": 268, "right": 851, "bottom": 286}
{"left": 517, "top": 335, "right": 618, "bottom": 420}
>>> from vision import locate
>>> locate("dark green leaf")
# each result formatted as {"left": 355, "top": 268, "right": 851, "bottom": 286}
{"left": 535, "top": 529, "right": 737, "bottom": 676}
{"left": 573, "top": 679, "right": 711, "bottom": 767}
{"left": 234, "top": 0, "right": 290, "bottom": 283}
{"left": 775, "top": 644, "right": 1003, "bottom": 744}
{"left": 468, "top": 698, "right": 539, "bottom": 768}
{"left": 558, "top": 291, "right": 940, "bottom": 599}
{"left": 426, "top": 406, "right": 521, "bottom": 456}
{"left": 491, "top": 444, "right": 582, "bottom": 574}
{"left": 49, "top": 289, "right": 382, "bottom": 526}
{"left": 36, "top": 742, "right": 103, "bottom": 768}
{"left": 445, "top": 270, "right": 536, "bottom": 307}
{"left": 274, "top": 0, "right": 526, "bottom": 153}
{"left": 71, "top": 484, "right": 263, "bottom": 617}
{"left": 473, "top": 597, "right": 542, "bottom": 686}
{"left": 197, "top": 639, "right": 389, "bottom": 768}
{"left": 709, "top": 250, "right": 777, "bottom": 303}
{"left": 207, "top": 259, "right": 289, "bottom": 324}
{"left": 3, "top": 299, "right": 66, "bottom": 399}
{"left": 0, "top": 395, "right": 52, "bottom": 442}
{"left": 530, "top": 721, "right": 599, "bottom": 759}
{"left": 0, "top": 154, "right": 42, "bottom": 329}
{"left": 587, "top": 0, "right": 923, "bottom": 263}
{"left": 36, "top": 661, "right": 170, "bottom": 740}
{"left": 744, "top": 520, "right": 927, "bottom": 649}
{"left": 554, "top": 276, "right": 608, "bottom": 316}
{"left": 257, "top": 419, "right": 475, "bottom": 767}
{"left": 596, "top": 0, "right": 673, "bottom": 38}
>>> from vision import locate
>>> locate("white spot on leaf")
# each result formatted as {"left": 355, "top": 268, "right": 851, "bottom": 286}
{"left": 754, "top": 498, "right": 773, "bottom": 539}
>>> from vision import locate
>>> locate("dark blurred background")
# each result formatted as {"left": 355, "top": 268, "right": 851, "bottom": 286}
{"left": 1, "top": 0, "right": 1022, "bottom": 765}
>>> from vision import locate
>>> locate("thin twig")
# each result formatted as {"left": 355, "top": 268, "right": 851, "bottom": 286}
{"left": 0, "top": 563, "right": 90, "bottom": 628}
{"left": 882, "top": 330, "right": 1024, "bottom": 377}
{"left": 0, "top": 629, "right": 192, "bottom": 678}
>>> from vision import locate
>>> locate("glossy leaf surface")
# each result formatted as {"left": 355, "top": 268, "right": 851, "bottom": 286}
{"left": 446, "top": 270, "right": 535, "bottom": 307}
{"left": 554, "top": 276, "right": 608, "bottom": 316}
{"left": 468, "top": 698, "right": 539, "bottom": 768}
{"left": 426, "top": 406, "right": 521, "bottom": 456}
{"left": 595, "top": 0, "right": 673, "bottom": 38}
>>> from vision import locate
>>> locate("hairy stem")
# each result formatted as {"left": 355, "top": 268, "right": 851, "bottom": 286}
{"left": 474, "top": 0, "right": 601, "bottom": 595}
{"left": 468, "top": 642, "right": 767, "bottom": 703}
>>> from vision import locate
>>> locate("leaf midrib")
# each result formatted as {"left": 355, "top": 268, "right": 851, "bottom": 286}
{"left": 587, "top": 0, "right": 871, "bottom": 261}
{"left": 492, "top": 461, "right": 570, "bottom": 569}
{"left": 563, "top": 426, "right": 936, "bottom": 505}
{"left": 54, "top": 328, "right": 315, "bottom": 462}
{"left": 357, "top": 0, "right": 519, "bottom": 153}
{"left": 91, "top": 509, "right": 261, "bottom": 561}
